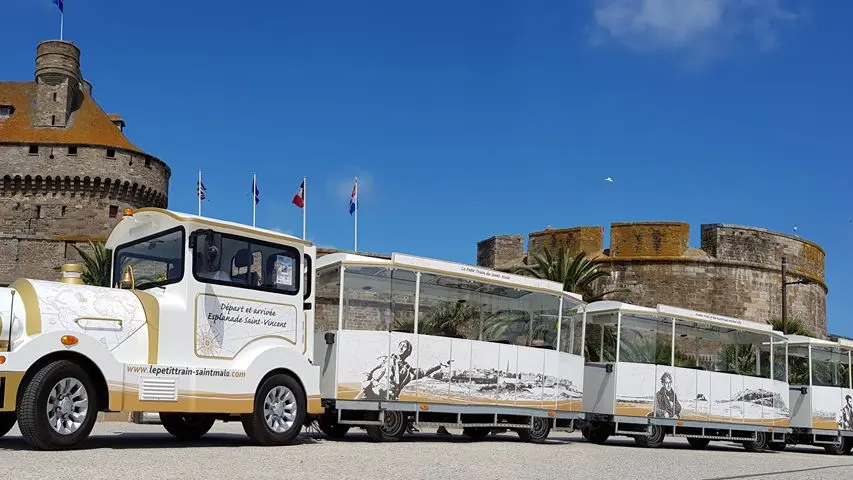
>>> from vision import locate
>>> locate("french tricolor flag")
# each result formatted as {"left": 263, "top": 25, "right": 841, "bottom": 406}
{"left": 292, "top": 180, "right": 305, "bottom": 208}
{"left": 349, "top": 179, "right": 358, "bottom": 215}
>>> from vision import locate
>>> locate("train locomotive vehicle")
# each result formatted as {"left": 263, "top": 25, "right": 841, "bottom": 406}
{"left": 580, "top": 301, "right": 791, "bottom": 451}
{"left": 781, "top": 335, "right": 853, "bottom": 454}
{"left": 0, "top": 208, "right": 323, "bottom": 450}
{"left": 312, "top": 252, "right": 587, "bottom": 442}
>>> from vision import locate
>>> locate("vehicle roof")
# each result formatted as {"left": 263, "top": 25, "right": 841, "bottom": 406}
{"left": 786, "top": 334, "right": 851, "bottom": 349}
{"left": 317, "top": 252, "right": 583, "bottom": 301}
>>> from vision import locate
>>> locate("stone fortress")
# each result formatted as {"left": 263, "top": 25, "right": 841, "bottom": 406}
{"left": 0, "top": 40, "right": 170, "bottom": 285}
{"left": 477, "top": 222, "right": 828, "bottom": 336}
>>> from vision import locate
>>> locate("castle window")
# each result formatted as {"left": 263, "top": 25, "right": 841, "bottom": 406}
{"left": 28, "top": 145, "right": 39, "bottom": 155}
{"left": 61, "top": 206, "right": 67, "bottom": 217}
{"left": 0, "top": 105, "right": 13, "bottom": 118}
{"left": 106, "top": 149, "right": 116, "bottom": 159}
{"left": 53, "top": 92, "right": 57, "bottom": 101}
{"left": 35, "top": 206, "right": 42, "bottom": 219}
{"left": 109, "top": 205, "right": 119, "bottom": 218}
{"left": 51, "top": 115, "right": 56, "bottom": 125}
{"left": 68, "top": 146, "right": 77, "bottom": 155}
{"left": 145, "top": 158, "right": 151, "bottom": 168}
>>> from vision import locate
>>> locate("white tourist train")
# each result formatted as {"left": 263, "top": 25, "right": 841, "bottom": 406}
{"left": 0, "top": 207, "right": 848, "bottom": 455}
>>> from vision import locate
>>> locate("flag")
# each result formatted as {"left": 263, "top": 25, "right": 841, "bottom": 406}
{"left": 348, "top": 180, "right": 357, "bottom": 215}
{"left": 197, "top": 180, "right": 206, "bottom": 200}
{"left": 253, "top": 177, "right": 260, "bottom": 205}
{"left": 52, "top": 0, "right": 64, "bottom": 12}
{"left": 292, "top": 180, "right": 304, "bottom": 208}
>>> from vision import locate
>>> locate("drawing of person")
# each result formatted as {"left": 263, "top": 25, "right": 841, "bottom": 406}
{"left": 840, "top": 395, "right": 853, "bottom": 430}
{"left": 654, "top": 372, "right": 682, "bottom": 419}
{"left": 357, "top": 339, "right": 452, "bottom": 400}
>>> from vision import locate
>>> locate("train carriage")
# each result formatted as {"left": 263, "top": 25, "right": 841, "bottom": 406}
{"left": 313, "top": 252, "right": 586, "bottom": 442}
{"left": 580, "top": 301, "right": 791, "bottom": 451}
{"left": 783, "top": 335, "right": 853, "bottom": 454}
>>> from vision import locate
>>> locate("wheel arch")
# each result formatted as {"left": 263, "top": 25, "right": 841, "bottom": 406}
{"left": 17, "top": 351, "right": 110, "bottom": 412}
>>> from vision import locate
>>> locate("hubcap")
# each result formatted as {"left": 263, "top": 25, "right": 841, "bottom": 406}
{"left": 531, "top": 417, "right": 548, "bottom": 438}
{"left": 46, "top": 377, "right": 88, "bottom": 435}
{"left": 381, "top": 411, "right": 404, "bottom": 435}
{"left": 263, "top": 386, "right": 296, "bottom": 433}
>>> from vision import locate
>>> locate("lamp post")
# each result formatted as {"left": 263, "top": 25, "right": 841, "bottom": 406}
{"left": 781, "top": 256, "right": 813, "bottom": 335}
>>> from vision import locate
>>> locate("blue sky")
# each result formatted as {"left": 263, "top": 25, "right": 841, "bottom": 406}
{"left": 2, "top": 1, "right": 851, "bottom": 334}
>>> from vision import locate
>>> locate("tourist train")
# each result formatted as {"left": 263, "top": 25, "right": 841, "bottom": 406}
{"left": 0, "top": 208, "right": 847, "bottom": 454}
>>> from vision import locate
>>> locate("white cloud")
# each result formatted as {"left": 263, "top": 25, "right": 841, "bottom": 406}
{"left": 593, "top": 0, "right": 798, "bottom": 61}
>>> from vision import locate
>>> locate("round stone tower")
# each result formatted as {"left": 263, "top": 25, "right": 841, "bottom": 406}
{"left": 0, "top": 39, "right": 170, "bottom": 284}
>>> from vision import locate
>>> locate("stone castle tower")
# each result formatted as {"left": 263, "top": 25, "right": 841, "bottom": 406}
{"left": 0, "top": 40, "right": 170, "bottom": 284}
{"left": 478, "top": 222, "right": 828, "bottom": 335}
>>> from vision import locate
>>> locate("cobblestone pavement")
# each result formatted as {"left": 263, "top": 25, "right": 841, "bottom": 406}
{"left": 1, "top": 423, "right": 853, "bottom": 480}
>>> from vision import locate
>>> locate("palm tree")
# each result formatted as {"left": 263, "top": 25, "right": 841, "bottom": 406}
{"left": 515, "top": 246, "right": 626, "bottom": 302}
{"left": 71, "top": 241, "right": 110, "bottom": 286}
{"left": 393, "top": 299, "right": 478, "bottom": 337}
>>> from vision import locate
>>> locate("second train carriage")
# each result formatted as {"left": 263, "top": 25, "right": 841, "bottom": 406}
{"left": 580, "top": 301, "right": 791, "bottom": 451}
{"left": 313, "top": 252, "right": 587, "bottom": 442}
{"left": 782, "top": 335, "right": 853, "bottom": 454}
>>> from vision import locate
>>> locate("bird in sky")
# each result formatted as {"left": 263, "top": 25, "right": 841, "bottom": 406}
{"left": 605, "top": 177, "right": 613, "bottom": 183}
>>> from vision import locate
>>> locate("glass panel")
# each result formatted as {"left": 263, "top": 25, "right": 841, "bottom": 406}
{"left": 342, "top": 266, "right": 393, "bottom": 331}
{"left": 559, "top": 310, "right": 584, "bottom": 355}
{"left": 114, "top": 228, "right": 184, "bottom": 289}
{"left": 788, "top": 345, "right": 810, "bottom": 385}
{"left": 416, "top": 273, "right": 484, "bottom": 339}
{"left": 619, "top": 313, "right": 672, "bottom": 365}
{"left": 812, "top": 346, "right": 846, "bottom": 388}
{"left": 723, "top": 330, "right": 772, "bottom": 378}
{"left": 315, "top": 266, "right": 340, "bottom": 332}
{"left": 673, "top": 320, "right": 703, "bottom": 369}
{"left": 193, "top": 232, "right": 300, "bottom": 294}
{"left": 584, "top": 312, "right": 616, "bottom": 362}
{"left": 390, "top": 270, "right": 417, "bottom": 333}
{"left": 772, "top": 339, "right": 787, "bottom": 382}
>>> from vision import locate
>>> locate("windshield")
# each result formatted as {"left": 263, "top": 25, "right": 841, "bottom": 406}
{"left": 113, "top": 227, "right": 185, "bottom": 289}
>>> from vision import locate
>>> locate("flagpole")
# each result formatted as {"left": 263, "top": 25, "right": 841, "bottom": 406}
{"left": 252, "top": 172, "right": 257, "bottom": 228}
{"left": 197, "top": 170, "right": 202, "bottom": 216}
{"left": 302, "top": 176, "right": 307, "bottom": 240}
{"left": 354, "top": 177, "right": 358, "bottom": 253}
{"left": 60, "top": 11, "right": 64, "bottom": 40}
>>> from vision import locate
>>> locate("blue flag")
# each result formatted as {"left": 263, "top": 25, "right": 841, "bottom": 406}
{"left": 253, "top": 178, "right": 260, "bottom": 205}
{"left": 348, "top": 180, "right": 357, "bottom": 215}
{"left": 52, "top": 0, "right": 64, "bottom": 13}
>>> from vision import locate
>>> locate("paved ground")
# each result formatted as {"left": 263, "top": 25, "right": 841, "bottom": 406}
{"left": 1, "top": 423, "right": 853, "bottom": 480}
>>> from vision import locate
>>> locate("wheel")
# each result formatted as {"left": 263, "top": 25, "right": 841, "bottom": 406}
{"left": 159, "top": 413, "right": 215, "bottom": 440}
{"left": 742, "top": 431, "right": 769, "bottom": 452}
{"left": 582, "top": 422, "right": 611, "bottom": 444}
{"left": 686, "top": 437, "right": 711, "bottom": 449}
{"left": 241, "top": 374, "right": 306, "bottom": 446}
{"left": 17, "top": 360, "right": 98, "bottom": 450}
{"left": 823, "top": 436, "right": 850, "bottom": 455}
{"left": 462, "top": 427, "right": 491, "bottom": 440}
{"left": 0, "top": 412, "right": 16, "bottom": 437}
{"left": 516, "top": 417, "right": 551, "bottom": 444}
{"left": 767, "top": 442, "right": 787, "bottom": 451}
{"left": 317, "top": 412, "right": 350, "bottom": 439}
{"left": 634, "top": 424, "right": 665, "bottom": 448}
{"left": 365, "top": 410, "right": 407, "bottom": 442}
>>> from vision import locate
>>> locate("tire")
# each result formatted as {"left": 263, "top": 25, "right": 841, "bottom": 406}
{"left": 365, "top": 410, "right": 407, "bottom": 442}
{"left": 159, "top": 413, "right": 215, "bottom": 440}
{"left": 582, "top": 422, "right": 611, "bottom": 445}
{"left": 462, "top": 427, "right": 491, "bottom": 440}
{"left": 0, "top": 412, "right": 16, "bottom": 437}
{"left": 823, "top": 436, "right": 850, "bottom": 455}
{"left": 317, "top": 412, "right": 350, "bottom": 439}
{"left": 634, "top": 424, "right": 665, "bottom": 448}
{"left": 17, "top": 360, "right": 98, "bottom": 450}
{"left": 516, "top": 417, "right": 551, "bottom": 444}
{"left": 687, "top": 437, "right": 711, "bottom": 449}
{"left": 767, "top": 442, "right": 787, "bottom": 452}
{"left": 742, "top": 431, "right": 769, "bottom": 452}
{"left": 241, "top": 374, "right": 306, "bottom": 446}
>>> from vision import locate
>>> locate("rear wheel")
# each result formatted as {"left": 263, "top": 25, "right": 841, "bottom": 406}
{"left": 516, "top": 417, "right": 551, "bottom": 444}
{"left": 582, "top": 422, "right": 611, "bottom": 445}
{"left": 687, "top": 437, "right": 711, "bottom": 449}
{"left": 241, "top": 374, "right": 306, "bottom": 446}
{"left": 17, "top": 360, "right": 98, "bottom": 450}
{"left": 317, "top": 413, "right": 350, "bottom": 439}
{"left": 823, "top": 436, "right": 850, "bottom": 455}
{"left": 742, "top": 431, "right": 769, "bottom": 452}
{"left": 159, "top": 413, "right": 215, "bottom": 440}
{"left": 634, "top": 424, "right": 665, "bottom": 448}
{"left": 365, "top": 410, "right": 407, "bottom": 442}
{"left": 462, "top": 427, "right": 491, "bottom": 440}
{"left": 0, "top": 412, "right": 16, "bottom": 437}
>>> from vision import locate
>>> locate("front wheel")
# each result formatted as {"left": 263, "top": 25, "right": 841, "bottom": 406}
{"left": 365, "top": 410, "right": 407, "bottom": 442}
{"left": 516, "top": 417, "right": 551, "bottom": 444}
{"left": 242, "top": 374, "right": 306, "bottom": 446}
{"left": 634, "top": 424, "right": 665, "bottom": 448}
{"left": 0, "top": 412, "right": 16, "bottom": 437}
{"left": 17, "top": 360, "right": 98, "bottom": 450}
{"left": 160, "top": 413, "right": 215, "bottom": 440}
{"left": 582, "top": 422, "right": 611, "bottom": 444}
{"left": 742, "top": 431, "right": 769, "bottom": 452}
